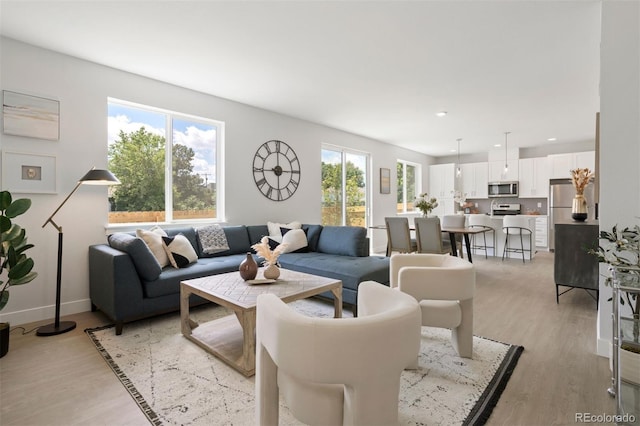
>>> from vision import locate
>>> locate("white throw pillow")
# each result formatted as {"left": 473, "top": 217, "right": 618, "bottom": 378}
{"left": 267, "top": 221, "right": 302, "bottom": 243}
{"left": 162, "top": 234, "right": 198, "bottom": 268}
{"left": 281, "top": 228, "right": 308, "bottom": 253}
{"left": 136, "top": 226, "right": 170, "bottom": 268}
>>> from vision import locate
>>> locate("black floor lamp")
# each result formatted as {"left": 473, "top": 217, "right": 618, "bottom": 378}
{"left": 37, "top": 168, "right": 120, "bottom": 336}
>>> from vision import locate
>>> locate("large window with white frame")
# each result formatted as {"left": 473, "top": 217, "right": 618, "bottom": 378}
{"left": 321, "top": 146, "right": 369, "bottom": 227}
{"left": 397, "top": 160, "right": 421, "bottom": 213}
{"left": 107, "top": 99, "right": 224, "bottom": 224}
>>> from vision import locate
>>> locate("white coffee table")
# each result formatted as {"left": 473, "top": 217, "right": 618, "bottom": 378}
{"left": 180, "top": 268, "right": 342, "bottom": 376}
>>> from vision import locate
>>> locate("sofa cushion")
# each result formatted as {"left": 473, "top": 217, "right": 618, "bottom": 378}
{"left": 316, "top": 226, "right": 368, "bottom": 257}
{"left": 247, "top": 225, "right": 269, "bottom": 246}
{"left": 302, "top": 224, "right": 323, "bottom": 252}
{"left": 267, "top": 228, "right": 309, "bottom": 254}
{"left": 141, "top": 254, "right": 247, "bottom": 298}
{"left": 162, "top": 234, "right": 198, "bottom": 268}
{"left": 107, "top": 233, "right": 162, "bottom": 281}
{"left": 200, "top": 225, "right": 252, "bottom": 257}
{"left": 279, "top": 252, "right": 390, "bottom": 291}
{"left": 196, "top": 224, "right": 229, "bottom": 254}
{"left": 136, "top": 226, "right": 170, "bottom": 268}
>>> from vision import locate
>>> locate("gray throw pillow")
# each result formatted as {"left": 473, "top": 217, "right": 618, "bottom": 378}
{"left": 108, "top": 233, "right": 162, "bottom": 281}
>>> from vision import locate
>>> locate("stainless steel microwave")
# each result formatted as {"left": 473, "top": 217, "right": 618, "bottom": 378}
{"left": 488, "top": 181, "right": 519, "bottom": 198}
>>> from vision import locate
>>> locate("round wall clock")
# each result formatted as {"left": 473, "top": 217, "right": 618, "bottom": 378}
{"left": 252, "top": 140, "right": 301, "bottom": 201}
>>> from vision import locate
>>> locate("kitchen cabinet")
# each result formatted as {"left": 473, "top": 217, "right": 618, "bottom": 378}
{"left": 548, "top": 151, "right": 595, "bottom": 179}
{"left": 488, "top": 160, "right": 519, "bottom": 182}
{"left": 429, "top": 163, "right": 456, "bottom": 217}
{"left": 519, "top": 157, "right": 550, "bottom": 198}
{"left": 460, "top": 162, "right": 488, "bottom": 199}
{"left": 534, "top": 216, "right": 548, "bottom": 248}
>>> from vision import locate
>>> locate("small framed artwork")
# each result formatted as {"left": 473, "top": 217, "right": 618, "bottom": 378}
{"left": 380, "top": 168, "right": 391, "bottom": 194}
{"left": 1, "top": 151, "right": 57, "bottom": 194}
{"left": 2, "top": 90, "right": 60, "bottom": 141}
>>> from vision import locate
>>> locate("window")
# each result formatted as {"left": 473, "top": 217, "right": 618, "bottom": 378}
{"left": 107, "top": 99, "right": 223, "bottom": 224}
{"left": 397, "top": 160, "right": 420, "bottom": 213}
{"left": 321, "top": 146, "right": 369, "bottom": 226}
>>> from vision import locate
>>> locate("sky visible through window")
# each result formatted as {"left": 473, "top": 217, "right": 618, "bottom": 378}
{"left": 107, "top": 103, "right": 217, "bottom": 182}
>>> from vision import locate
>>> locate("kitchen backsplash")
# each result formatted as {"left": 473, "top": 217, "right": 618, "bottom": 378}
{"left": 467, "top": 198, "right": 548, "bottom": 215}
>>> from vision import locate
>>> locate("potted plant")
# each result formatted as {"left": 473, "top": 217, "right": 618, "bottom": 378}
{"left": 590, "top": 224, "right": 640, "bottom": 384}
{"left": 0, "top": 190, "right": 38, "bottom": 358}
{"left": 415, "top": 193, "right": 438, "bottom": 217}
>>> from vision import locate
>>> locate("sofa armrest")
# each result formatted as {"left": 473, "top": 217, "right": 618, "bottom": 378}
{"left": 89, "top": 244, "right": 146, "bottom": 325}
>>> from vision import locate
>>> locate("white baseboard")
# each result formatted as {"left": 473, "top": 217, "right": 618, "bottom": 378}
{"left": 0, "top": 299, "right": 92, "bottom": 326}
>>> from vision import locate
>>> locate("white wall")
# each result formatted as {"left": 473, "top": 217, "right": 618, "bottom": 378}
{"left": 596, "top": 1, "right": 640, "bottom": 357}
{"left": 0, "top": 37, "right": 430, "bottom": 325}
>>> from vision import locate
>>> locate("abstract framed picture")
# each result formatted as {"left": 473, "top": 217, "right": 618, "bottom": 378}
{"left": 1, "top": 151, "right": 57, "bottom": 194}
{"left": 380, "top": 168, "right": 391, "bottom": 194}
{"left": 2, "top": 90, "right": 60, "bottom": 141}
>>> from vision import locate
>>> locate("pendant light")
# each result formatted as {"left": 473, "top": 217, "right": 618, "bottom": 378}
{"left": 503, "top": 131, "right": 511, "bottom": 176}
{"left": 456, "top": 138, "right": 462, "bottom": 177}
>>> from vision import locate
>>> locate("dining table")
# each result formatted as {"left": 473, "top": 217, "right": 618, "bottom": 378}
{"left": 370, "top": 224, "right": 486, "bottom": 263}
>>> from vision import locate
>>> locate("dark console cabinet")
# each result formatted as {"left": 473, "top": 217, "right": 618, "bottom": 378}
{"left": 553, "top": 222, "right": 599, "bottom": 304}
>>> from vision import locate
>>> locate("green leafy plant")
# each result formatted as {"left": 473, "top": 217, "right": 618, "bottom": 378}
{"left": 0, "top": 191, "right": 38, "bottom": 312}
{"left": 590, "top": 224, "right": 640, "bottom": 351}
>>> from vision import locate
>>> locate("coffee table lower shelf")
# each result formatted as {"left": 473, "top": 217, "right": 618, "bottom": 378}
{"left": 180, "top": 269, "right": 343, "bottom": 377}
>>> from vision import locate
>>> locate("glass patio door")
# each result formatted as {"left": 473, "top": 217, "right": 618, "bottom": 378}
{"left": 321, "top": 146, "right": 369, "bottom": 227}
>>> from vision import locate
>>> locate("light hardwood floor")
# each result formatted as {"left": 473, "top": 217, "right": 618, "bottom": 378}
{"left": 0, "top": 251, "right": 615, "bottom": 425}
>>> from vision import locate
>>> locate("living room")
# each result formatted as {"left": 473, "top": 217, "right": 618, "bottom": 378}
{"left": 1, "top": 1, "right": 639, "bottom": 425}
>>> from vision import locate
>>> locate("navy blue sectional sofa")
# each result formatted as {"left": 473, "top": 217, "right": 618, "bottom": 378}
{"left": 89, "top": 224, "right": 389, "bottom": 334}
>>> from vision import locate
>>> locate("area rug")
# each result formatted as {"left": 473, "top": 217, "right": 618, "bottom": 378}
{"left": 86, "top": 300, "right": 523, "bottom": 425}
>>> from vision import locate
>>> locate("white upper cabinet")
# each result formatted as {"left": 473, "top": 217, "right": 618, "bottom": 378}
{"left": 519, "top": 157, "right": 550, "bottom": 198}
{"left": 548, "top": 151, "right": 595, "bottom": 179}
{"left": 488, "top": 160, "right": 519, "bottom": 182}
{"left": 429, "top": 163, "right": 456, "bottom": 198}
{"left": 460, "top": 162, "right": 488, "bottom": 199}
{"left": 429, "top": 163, "right": 456, "bottom": 216}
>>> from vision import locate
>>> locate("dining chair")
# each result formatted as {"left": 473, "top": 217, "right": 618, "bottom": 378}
{"left": 384, "top": 217, "right": 417, "bottom": 256}
{"left": 414, "top": 216, "right": 450, "bottom": 254}
{"left": 502, "top": 215, "right": 533, "bottom": 263}
{"left": 441, "top": 215, "right": 466, "bottom": 258}
{"left": 467, "top": 214, "right": 495, "bottom": 259}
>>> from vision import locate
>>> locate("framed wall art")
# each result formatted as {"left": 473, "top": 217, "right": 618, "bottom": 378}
{"left": 380, "top": 167, "right": 391, "bottom": 194}
{"left": 2, "top": 90, "right": 60, "bottom": 141}
{"left": 1, "top": 151, "right": 57, "bottom": 194}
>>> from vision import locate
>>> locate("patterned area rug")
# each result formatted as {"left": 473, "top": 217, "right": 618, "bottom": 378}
{"left": 86, "top": 299, "right": 523, "bottom": 425}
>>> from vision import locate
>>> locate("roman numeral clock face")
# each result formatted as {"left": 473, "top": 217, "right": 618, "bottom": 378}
{"left": 252, "top": 140, "right": 301, "bottom": 201}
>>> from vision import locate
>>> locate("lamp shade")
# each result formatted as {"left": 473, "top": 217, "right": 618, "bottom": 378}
{"left": 79, "top": 169, "right": 120, "bottom": 185}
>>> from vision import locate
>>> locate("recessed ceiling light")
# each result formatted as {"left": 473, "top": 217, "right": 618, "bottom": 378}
{"left": 436, "top": 111, "right": 447, "bottom": 117}
{"left": 450, "top": 149, "right": 457, "bottom": 152}
{"left": 547, "top": 137, "right": 557, "bottom": 142}
{"left": 494, "top": 144, "right": 502, "bottom": 148}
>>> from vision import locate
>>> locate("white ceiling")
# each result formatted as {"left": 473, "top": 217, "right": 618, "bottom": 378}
{"left": 0, "top": 0, "right": 602, "bottom": 157}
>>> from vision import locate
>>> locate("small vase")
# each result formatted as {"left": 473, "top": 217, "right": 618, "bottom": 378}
{"left": 571, "top": 194, "right": 588, "bottom": 221}
{"left": 263, "top": 264, "right": 281, "bottom": 280}
{"left": 239, "top": 252, "right": 258, "bottom": 281}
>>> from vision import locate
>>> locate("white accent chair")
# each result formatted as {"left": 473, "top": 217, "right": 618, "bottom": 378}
{"left": 385, "top": 216, "right": 417, "bottom": 256}
{"left": 255, "top": 281, "right": 421, "bottom": 426}
{"left": 390, "top": 253, "right": 476, "bottom": 358}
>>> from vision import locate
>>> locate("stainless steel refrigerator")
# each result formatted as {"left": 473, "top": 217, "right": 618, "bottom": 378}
{"left": 549, "top": 178, "right": 596, "bottom": 251}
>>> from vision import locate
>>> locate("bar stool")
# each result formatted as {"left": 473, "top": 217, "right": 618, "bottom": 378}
{"left": 502, "top": 215, "right": 533, "bottom": 263}
{"left": 467, "top": 214, "right": 495, "bottom": 259}
{"left": 442, "top": 215, "right": 466, "bottom": 258}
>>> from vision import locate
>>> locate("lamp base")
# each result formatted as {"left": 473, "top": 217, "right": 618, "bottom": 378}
{"left": 36, "top": 321, "right": 77, "bottom": 336}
